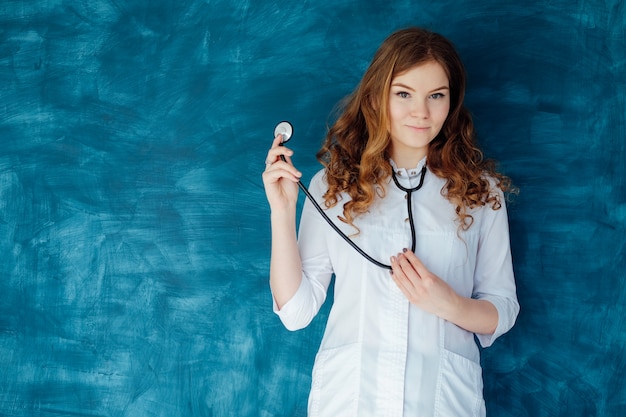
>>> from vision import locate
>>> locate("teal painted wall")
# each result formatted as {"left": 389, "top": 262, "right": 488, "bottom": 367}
{"left": 1, "top": 0, "right": 624, "bottom": 415}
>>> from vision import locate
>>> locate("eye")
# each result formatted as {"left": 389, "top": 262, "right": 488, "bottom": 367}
{"left": 396, "top": 91, "right": 411, "bottom": 99}
{"left": 430, "top": 92, "right": 445, "bottom": 100}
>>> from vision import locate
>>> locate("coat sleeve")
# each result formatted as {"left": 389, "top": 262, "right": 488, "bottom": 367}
{"left": 272, "top": 170, "right": 335, "bottom": 331}
{"left": 472, "top": 190, "right": 520, "bottom": 347}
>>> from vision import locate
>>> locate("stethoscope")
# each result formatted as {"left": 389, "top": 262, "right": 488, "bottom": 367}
{"left": 274, "top": 121, "right": 427, "bottom": 270}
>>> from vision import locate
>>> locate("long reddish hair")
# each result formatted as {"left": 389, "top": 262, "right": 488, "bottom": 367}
{"left": 316, "top": 27, "right": 514, "bottom": 230}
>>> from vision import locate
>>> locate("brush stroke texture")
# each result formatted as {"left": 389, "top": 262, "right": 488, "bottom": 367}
{"left": 0, "top": 0, "right": 624, "bottom": 416}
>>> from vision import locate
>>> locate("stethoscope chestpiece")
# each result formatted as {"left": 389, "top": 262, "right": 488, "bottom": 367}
{"left": 274, "top": 121, "right": 293, "bottom": 144}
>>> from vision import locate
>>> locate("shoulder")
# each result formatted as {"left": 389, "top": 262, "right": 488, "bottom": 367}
{"left": 310, "top": 168, "right": 327, "bottom": 187}
{"left": 483, "top": 173, "right": 507, "bottom": 204}
{"left": 482, "top": 173, "right": 504, "bottom": 194}
{"left": 458, "top": 173, "right": 507, "bottom": 217}
{"left": 307, "top": 168, "right": 329, "bottom": 197}
{"left": 473, "top": 174, "right": 509, "bottom": 222}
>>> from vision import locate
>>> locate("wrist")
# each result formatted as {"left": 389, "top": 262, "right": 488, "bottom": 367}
{"left": 270, "top": 207, "right": 297, "bottom": 229}
{"left": 270, "top": 205, "right": 296, "bottom": 218}
{"left": 440, "top": 291, "right": 464, "bottom": 323}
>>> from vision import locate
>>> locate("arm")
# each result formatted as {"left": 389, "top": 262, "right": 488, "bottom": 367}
{"left": 470, "top": 191, "right": 520, "bottom": 346}
{"left": 390, "top": 191, "right": 519, "bottom": 341}
{"left": 269, "top": 208, "right": 302, "bottom": 309}
{"left": 262, "top": 134, "right": 303, "bottom": 308}
{"left": 390, "top": 250, "right": 499, "bottom": 335}
{"left": 262, "top": 139, "right": 334, "bottom": 330}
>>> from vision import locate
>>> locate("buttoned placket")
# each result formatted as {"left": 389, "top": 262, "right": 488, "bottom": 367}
{"left": 375, "top": 163, "right": 426, "bottom": 416}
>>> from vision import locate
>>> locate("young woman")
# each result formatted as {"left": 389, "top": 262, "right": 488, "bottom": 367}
{"left": 262, "top": 27, "right": 519, "bottom": 417}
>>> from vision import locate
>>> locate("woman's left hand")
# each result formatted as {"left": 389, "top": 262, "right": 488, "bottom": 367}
{"left": 390, "top": 249, "right": 460, "bottom": 319}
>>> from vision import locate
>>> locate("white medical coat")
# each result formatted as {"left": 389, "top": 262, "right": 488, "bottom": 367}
{"left": 273, "top": 158, "right": 519, "bottom": 416}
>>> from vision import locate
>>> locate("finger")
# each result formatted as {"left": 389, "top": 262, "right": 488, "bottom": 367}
{"left": 390, "top": 255, "right": 415, "bottom": 291}
{"left": 400, "top": 249, "right": 429, "bottom": 277}
{"left": 390, "top": 268, "right": 415, "bottom": 303}
{"left": 271, "top": 155, "right": 301, "bottom": 176}
{"left": 266, "top": 138, "right": 294, "bottom": 164}
{"left": 389, "top": 264, "right": 407, "bottom": 289}
{"left": 263, "top": 163, "right": 302, "bottom": 183}
{"left": 264, "top": 152, "right": 292, "bottom": 171}
{"left": 392, "top": 277, "right": 412, "bottom": 300}
{"left": 395, "top": 253, "right": 424, "bottom": 289}
{"left": 271, "top": 133, "right": 285, "bottom": 148}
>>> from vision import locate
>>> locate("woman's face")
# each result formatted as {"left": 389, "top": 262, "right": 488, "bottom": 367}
{"left": 388, "top": 60, "right": 450, "bottom": 168}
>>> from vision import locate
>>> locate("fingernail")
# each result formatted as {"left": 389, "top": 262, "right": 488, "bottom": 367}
{"left": 402, "top": 248, "right": 407, "bottom": 253}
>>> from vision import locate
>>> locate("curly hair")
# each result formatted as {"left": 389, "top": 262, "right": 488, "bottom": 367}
{"left": 316, "top": 27, "right": 514, "bottom": 231}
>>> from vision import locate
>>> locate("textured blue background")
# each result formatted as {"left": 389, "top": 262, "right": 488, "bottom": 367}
{"left": 1, "top": 0, "right": 625, "bottom": 416}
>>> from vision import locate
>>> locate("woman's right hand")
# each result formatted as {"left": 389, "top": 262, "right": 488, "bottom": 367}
{"left": 262, "top": 134, "right": 302, "bottom": 212}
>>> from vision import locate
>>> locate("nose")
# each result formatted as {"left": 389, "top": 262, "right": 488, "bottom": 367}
{"left": 410, "top": 99, "right": 429, "bottom": 119}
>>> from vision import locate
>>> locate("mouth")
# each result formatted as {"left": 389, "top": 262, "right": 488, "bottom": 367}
{"left": 407, "top": 125, "right": 430, "bottom": 131}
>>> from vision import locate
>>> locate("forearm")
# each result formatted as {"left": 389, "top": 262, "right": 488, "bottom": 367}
{"left": 443, "top": 295, "right": 499, "bottom": 335}
{"left": 269, "top": 209, "right": 303, "bottom": 309}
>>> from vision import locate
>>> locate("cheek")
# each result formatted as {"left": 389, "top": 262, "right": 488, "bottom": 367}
{"left": 388, "top": 102, "right": 406, "bottom": 123}
{"left": 435, "top": 104, "right": 451, "bottom": 125}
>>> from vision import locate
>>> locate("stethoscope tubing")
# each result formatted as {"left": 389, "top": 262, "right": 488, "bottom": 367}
{"left": 281, "top": 151, "right": 427, "bottom": 270}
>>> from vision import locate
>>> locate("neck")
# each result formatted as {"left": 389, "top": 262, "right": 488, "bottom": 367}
{"left": 390, "top": 150, "right": 427, "bottom": 170}
{"left": 391, "top": 154, "right": 427, "bottom": 170}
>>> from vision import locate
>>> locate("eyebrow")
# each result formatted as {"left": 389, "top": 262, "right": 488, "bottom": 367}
{"left": 391, "top": 83, "right": 450, "bottom": 93}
